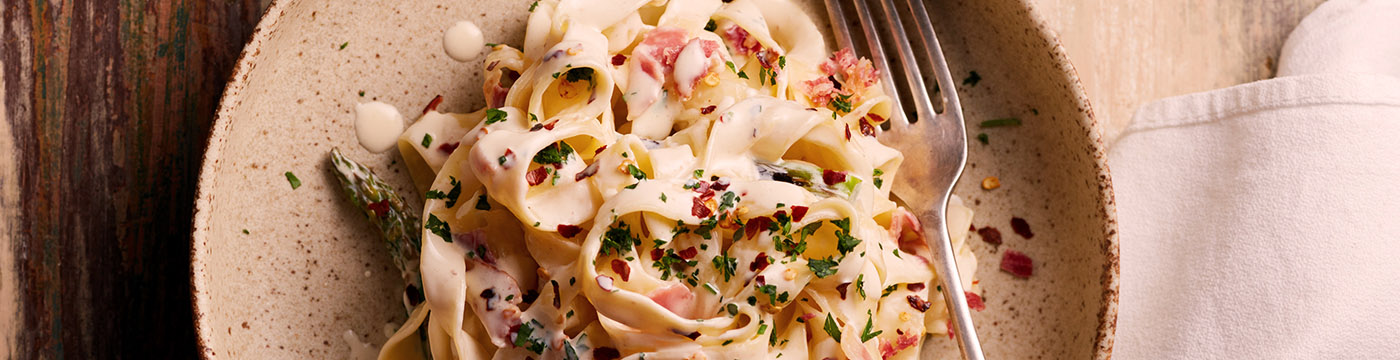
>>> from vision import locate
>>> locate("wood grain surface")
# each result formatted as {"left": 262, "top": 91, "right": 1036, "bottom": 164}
{"left": 0, "top": 0, "right": 261, "bottom": 358}
{"left": 0, "top": 0, "right": 1325, "bottom": 358}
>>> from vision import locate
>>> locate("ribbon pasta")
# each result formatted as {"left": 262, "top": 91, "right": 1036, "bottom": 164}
{"left": 385, "top": 0, "right": 978, "bottom": 359}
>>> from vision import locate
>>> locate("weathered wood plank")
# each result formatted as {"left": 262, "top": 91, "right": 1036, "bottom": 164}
{"left": 1, "top": 0, "right": 260, "bottom": 357}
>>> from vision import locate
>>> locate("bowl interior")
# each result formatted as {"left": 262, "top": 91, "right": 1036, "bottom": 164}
{"left": 193, "top": 0, "right": 1117, "bottom": 358}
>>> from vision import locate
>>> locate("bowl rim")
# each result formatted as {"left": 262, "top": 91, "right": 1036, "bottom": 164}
{"left": 188, "top": 0, "right": 1119, "bottom": 358}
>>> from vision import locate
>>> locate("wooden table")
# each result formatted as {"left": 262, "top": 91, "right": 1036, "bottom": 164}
{"left": 0, "top": 0, "right": 1324, "bottom": 357}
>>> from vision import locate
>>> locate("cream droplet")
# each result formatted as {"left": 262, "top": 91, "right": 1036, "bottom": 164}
{"left": 354, "top": 102, "right": 405, "bottom": 153}
{"left": 443, "top": 21, "right": 485, "bottom": 62}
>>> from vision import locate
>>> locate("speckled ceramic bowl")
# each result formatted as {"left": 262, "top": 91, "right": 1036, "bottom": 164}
{"left": 193, "top": 0, "right": 1118, "bottom": 358}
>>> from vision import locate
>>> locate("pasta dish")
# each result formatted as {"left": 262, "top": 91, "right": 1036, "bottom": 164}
{"left": 340, "top": 0, "right": 980, "bottom": 358}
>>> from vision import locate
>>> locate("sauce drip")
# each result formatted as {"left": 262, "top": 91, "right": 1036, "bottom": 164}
{"left": 354, "top": 102, "right": 405, "bottom": 153}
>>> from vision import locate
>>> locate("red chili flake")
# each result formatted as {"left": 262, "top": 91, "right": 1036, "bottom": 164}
{"left": 906, "top": 282, "right": 926, "bottom": 292}
{"left": 650, "top": 248, "right": 664, "bottom": 261}
{"left": 486, "top": 60, "right": 500, "bottom": 71}
{"left": 526, "top": 166, "right": 549, "bottom": 186}
{"left": 836, "top": 282, "right": 851, "bottom": 300}
{"left": 611, "top": 54, "right": 627, "bottom": 66}
{"left": 543, "top": 120, "right": 559, "bottom": 130}
{"left": 907, "top": 295, "right": 931, "bottom": 312}
{"left": 749, "top": 252, "right": 771, "bottom": 272}
{"left": 755, "top": 275, "right": 766, "bottom": 285}
{"left": 744, "top": 217, "right": 773, "bottom": 239}
{"left": 611, "top": 259, "right": 631, "bottom": 281}
{"left": 422, "top": 94, "right": 444, "bottom": 115}
{"left": 859, "top": 118, "right": 876, "bottom": 136}
{"left": 790, "top": 206, "right": 809, "bottom": 222}
{"left": 822, "top": 169, "right": 847, "bottom": 185}
{"left": 594, "top": 347, "right": 621, "bottom": 360}
{"left": 685, "top": 331, "right": 702, "bottom": 340}
{"left": 965, "top": 292, "right": 986, "bottom": 311}
{"left": 867, "top": 113, "right": 886, "bottom": 124}
{"left": 575, "top": 162, "right": 600, "bottom": 181}
{"left": 711, "top": 178, "right": 730, "bottom": 191}
{"left": 691, "top": 180, "right": 712, "bottom": 195}
{"left": 845, "top": 125, "right": 853, "bottom": 140}
{"left": 678, "top": 246, "right": 698, "bottom": 260}
{"left": 557, "top": 224, "right": 583, "bottom": 238}
{"left": 529, "top": 123, "right": 544, "bottom": 132}
{"left": 691, "top": 197, "right": 713, "bottom": 218}
{"left": 977, "top": 226, "right": 1003, "bottom": 245}
{"left": 1000, "top": 250, "right": 1033, "bottom": 278}
{"left": 437, "top": 142, "right": 460, "bottom": 154}
{"left": 701, "top": 105, "right": 717, "bottom": 115}
{"left": 594, "top": 145, "right": 608, "bottom": 156}
{"left": 1010, "top": 217, "right": 1034, "bottom": 239}
{"left": 367, "top": 200, "right": 391, "bottom": 217}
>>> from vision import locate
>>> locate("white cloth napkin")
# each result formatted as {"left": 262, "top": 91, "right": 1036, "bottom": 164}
{"left": 1109, "top": 0, "right": 1400, "bottom": 358}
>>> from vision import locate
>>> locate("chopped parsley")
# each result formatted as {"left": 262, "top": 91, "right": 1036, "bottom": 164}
{"left": 600, "top": 222, "right": 638, "bottom": 256}
{"left": 357, "top": 90, "right": 365, "bottom": 97}
{"left": 425, "top": 176, "right": 463, "bottom": 208}
{"left": 425, "top": 214, "right": 451, "bottom": 241}
{"left": 807, "top": 257, "right": 838, "bottom": 278}
{"left": 693, "top": 169, "right": 704, "bottom": 178}
{"left": 474, "top": 194, "right": 491, "bottom": 210}
{"left": 284, "top": 172, "right": 301, "bottom": 190}
{"left": 833, "top": 218, "right": 861, "bottom": 255}
{"left": 963, "top": 71, "right": 982, "bottom": 87}
{"left": 881, "top": 284, "right": 898, "bottom": 297}
{"left": 979, "top": 117, "right": 1022, "bottom": 128}
{"left": 705, "top": 19, "right": 717, "bottom": 32}
{"left": 512, "top": 319, "right": 546, "bottom": 354}
{"left": 626, "top": 163, "right": 647, "bottom": 180}
{"left": 756, "top": 283, "right": 779, "bottom": 304}
{"left": 726, "top": 303, "right": 739, "bottom": 316}
{"left": 533, "top": 141, "right": 575, "bottom": 166}
{"left": 484, "top": 108, "right": 508, "bottom": 125}
{"left": 338, "top": 42, "right": 348, "bottom": 50}
{"left": 737, "top": 70, "right": 749, "bottom": 79}
{"left": 660, "top": 193, "right": 668, "bottom": 202}
{"left": 823, "top": 314, "right": 842, "bottom": 342}
{"left": 757, "top": 321, "right": 768, "bottom": 335}
{"left": 528, "top": 0, "right": 539, "bottom": 12}
{"left": 241, "top": 229, "right": 249, "bottom": 234}
{"left": 855, "top": 274, "right": 868, "bottom": 298}
{"left": 873, "top": 169, "right": 885, "bottom": 189}
{"left": 725, "top": 61, "right": 737, "bottom": 73}
{"left": 860, "top": 316, "right": 883, "bottom": 342}
{"left": 564, "top": 68, "right": 596, "bottom": 89}
{"left": 830, "top": 93, "right": 853, "bottom": 113}
{"left": 703, "top": 283, "right": 719, "bottom": 294}
{"left": 421, "top": 133, "right": 433, "bottom": 147}
{"left": 778, "top": 56, "right": 787, "bottom": 69}
{"left": 711, "top": 254, "right": 737, "bottom": 281}
{"left": 977, "top": 133, "right": 989, "bottom": 144}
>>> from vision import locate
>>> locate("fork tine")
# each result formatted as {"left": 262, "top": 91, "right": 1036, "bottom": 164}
{"left": 821, "top": 0, "right": 857, "bottom": 52}
{"left": 822, "top": 0, "right": 909, "bottom": 127}
{"left": 903, "top": 0, "right": 964, "bottom": 121}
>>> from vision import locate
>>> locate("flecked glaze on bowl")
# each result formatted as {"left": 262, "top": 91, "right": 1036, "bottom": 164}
{"left": 192, "top": 0, "right": 1118, "bottom": 358}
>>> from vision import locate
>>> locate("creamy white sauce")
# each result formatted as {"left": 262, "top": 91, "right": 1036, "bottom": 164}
{"left": 443, "top": 21, "right": 486, "bottom": 62}
{"left": 672, "top": 39, "right": 710, "bottom": 98}
{"left": 342, "top": 330, "right": 377, "bottom": 360}
{"left": 354, "top": 102, "right": 405, "bottom": 153}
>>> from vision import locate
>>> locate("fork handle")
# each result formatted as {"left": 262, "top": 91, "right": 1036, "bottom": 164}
{"left": 922, "top": 197, "right": 986, "bottom": 360}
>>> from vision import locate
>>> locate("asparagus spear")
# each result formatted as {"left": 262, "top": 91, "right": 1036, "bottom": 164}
{"left": 329, "top": 148, "right": 424, "bottom": 309}
{"left": 756, "top": 160, "right": 863, "bottom": 197}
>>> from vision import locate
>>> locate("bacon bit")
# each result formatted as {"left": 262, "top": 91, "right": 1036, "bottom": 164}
{"left": 574, "top": 162, "right": 600, "bottom": 181}
{"left": 790, "top": 206, "right": 809, "bottom": 222}
{"left": 859, "top": 118, "right": 876, "bottom": 137}
{"left": 611, "top": 259, "right": 632, "bottom": 281}
{"left": 557, "top": 224, "right": 583, "bottom": 238}
{"left": 650, "top": 248, "right": 665, "bottom": 262}
{"left": 1000, "top": 250, "right": 1034, "bottom": 278}
{"left": 880, "top": 339, "right": 897, "bottom": 359}
{"left": 594, "top": 347, "right": 621, "bottom": 360}
{"left": 678, "top": 246, "right": 698, "bottom": 260}
{"left": 822, "top": 169, "right": 847, "bottom": 185}
{"left": 526, "top": 166, "right": 550, "bottom": 186}
{"left": 965, "top": 292, "right": 986, "bottom": 311}
{"left": 947, "top": 321, "right": 956, "bottom": 339}
{"left": 744, "top": 217, "right": 773, "bottom": 239}
{"left": 836, "top": 282, "right": 851, "bottom": 300}
{"left": 977, "top": 226, "right": 1003, "bottom": 245}
{"left": 636, "top": 27, "right": 689, "bottom": 78}
{"left": 499, "top": 149, "right": 516, "bottom": 169}
{"left": 691, "top": 197, "right": 713, "bottom": 218}
{"left": 701, "top": 105, "right": 717, "bottom": 115}
{"left": 896, "top": 331, "right": 920, "bottom": 351}
{"left": 802, "top": 77, "right": 840, "bottom": 107}
{"left": 367, "top": 200, "right": 391, "bottom": 217}
{"left": 437, "top": 142, "right": 460, "bottom": 154}
{"left": 596, "top": 275, "right": 616, "bottom": 291}
{"left": 821, "top": 48, "right": 881, "bottom": 90}
{"left": 906, "top": 295, "right": 931, "bottom": 312}
{"left": 422, "top": 94, "right": 444, "bottom": 115}
{"left": 722, "top": 25, "right": 762, "bottom": 55}
{"left": 691, "top": 180, "right": 712, "bottom": 194}
{"left": 749, "top": 252, "right": 771, "bottom": 272}
{"left": 906, "top": 282, "right": 926, "bottom": 292}
{"left": 1011, "top": 217, "right": 1034, "bottom": 239}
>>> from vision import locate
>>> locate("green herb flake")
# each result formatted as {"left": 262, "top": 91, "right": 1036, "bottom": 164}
{"left": 533, "top": 141, "right": 576, "bottom": 166}
{"left": 830, "top": 93, "right": 853, "bottom": 113}
{"left": 600, "top": 222, "right": 638, "bottom": 256}
{"left": 512, "top": 319, "right": 546, "bottom": 354}
{"left": 823, "top": 314, "right": 842, "bottom": 342}
{"left": 703, "top": 283, "right": 719, "bottom": 294}
{"left": 881, "top": 284, "right": 898, "bottom": 297}
{"left": 963, "top": 71, "right": 981, "bottom": 87}
{"left": 977, "top": 133, "right": 989, "bottom": 144}
{"left": 528, "top": 0, "right": 539, "bottom": 12}
{"left": 241, "top": 229, "right": 249, "bottom": 234}
{"left": 564, "top": 67, "right": 595, "bottom": 85}
{"left": 284, "top": 172, "right": 302, "bottom": 189}
{"left": 757, "top": 322, "right": 768, "bottom": 335}
{"left": 626, "top": 164, "right": 648, "bottom": 180}
{"left": 484, "top": 108, "right": 508, "bottom": 125}
{"left": 979, "top": 117, "right": 1022, "bottom": 128}
{"left": 807, "top": 257, "right": 839, "bottom": 278}
{"left": 711, "top": 254, "right": 737, "bottom": 281}
{"left": 421, "top": 134, "right": 433, "bottom": 147}
{"left": 475, "top": 194, "right": 491, "bottom": 210}
{"left": 425, "top": 214, "right": 452, "bottom": 241}
{"left": 725, "top": 61, "right": 737, "bottom": 73}
{"left": 860, "top": 316, "right": 883, "bottom": 342}
{"left": 426, "top": 176, "right": 463, "bottom": 208}
{"left": 338, "top": 42, "right": 348, "bottom": 50}
{"left": 358, "top": 90, "right": 365, "bottom": 97}
{"left": 705, "top": 19, "right": 717, "bottom": 32}
{"left": 856, "top": 274, "right": 868, "bottom": 298}
{"left": 693, "top": 169, "right": 704, "bottom": 178}
{"left": 737, "top": 70, "right": 749, "bottom": 79}
{"left": 660, "top": 193, "right": 668, "bottom": 202}
{"left": 778, "top": 56, "right": 787, "bottom": 69}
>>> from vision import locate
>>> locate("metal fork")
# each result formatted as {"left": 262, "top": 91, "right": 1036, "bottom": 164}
{"left": 822, "top": 1, "right": 985, "bottom": 359}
